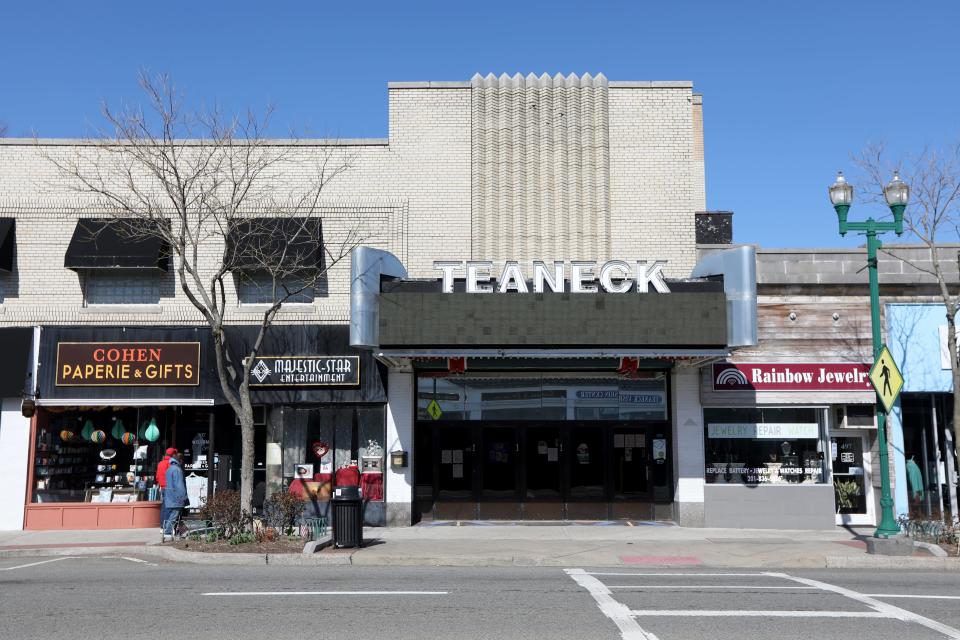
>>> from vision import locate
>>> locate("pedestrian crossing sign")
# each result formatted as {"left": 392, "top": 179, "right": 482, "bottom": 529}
{"left": 869, "top": 345, "right": 904, "bottom": 413}
{"left": 426, "top": 399, "right": 443, "bottom": 420}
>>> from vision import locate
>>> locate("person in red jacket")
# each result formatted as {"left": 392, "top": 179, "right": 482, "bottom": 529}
{"left": 157, "top": 448, "right": 178, "bottom": 489}
{"left": 157, "top": 448, "right": 177, "bottom": 532}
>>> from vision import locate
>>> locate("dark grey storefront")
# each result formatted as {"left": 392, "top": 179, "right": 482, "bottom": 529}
{"left": 350, "top": 247, "right": 756, "bottom": 523}
{"left": 30, "top": 325, "right": 388, "bottom": 528}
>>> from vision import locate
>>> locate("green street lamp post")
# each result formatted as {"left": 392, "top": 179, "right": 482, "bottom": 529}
{"left": 829, "top": 170, "right": 909, "bottom": 538}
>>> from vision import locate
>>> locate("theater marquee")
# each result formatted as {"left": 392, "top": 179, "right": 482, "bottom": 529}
{"left": 56, "top": 342, "right": 200, "bottom": 386}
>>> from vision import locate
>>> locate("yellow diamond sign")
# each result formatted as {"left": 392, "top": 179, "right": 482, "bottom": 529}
{"left": 869, "top": 345, "right": 904, "bottom": 413}
{"left": 426, "top": 399, "right": 443, "bottom": 420}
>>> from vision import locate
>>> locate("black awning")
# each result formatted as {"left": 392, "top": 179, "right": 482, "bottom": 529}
{"left": 226, "top": 217, "right": 323, "bottom": 271}
{"left": 0, "top": 218, "right": 15, "bottom": 272}
{"left": 64, "top": 219, "right": 170, "bottom": 271}
{"left": 0, "top": 328, "right": 33, "bottom": 397}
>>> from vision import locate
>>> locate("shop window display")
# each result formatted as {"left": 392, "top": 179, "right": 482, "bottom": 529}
{"left": 284, "top": 406, "right": 385, "bottom": 503}
{"left": 32, "top": 408, "right": 172, "bottom": 503}
{"left": 704, "top": 408, "right": 827, "bottom": 485}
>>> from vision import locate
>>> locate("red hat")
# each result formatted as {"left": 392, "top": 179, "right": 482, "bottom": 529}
{"left": 165, "top": 447, "right": 179, "bottom": 456}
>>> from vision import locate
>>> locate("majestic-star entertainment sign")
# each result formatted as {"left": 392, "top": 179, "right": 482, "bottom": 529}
{"left": 432, "top": 260, "right": 671, "bottom": 294}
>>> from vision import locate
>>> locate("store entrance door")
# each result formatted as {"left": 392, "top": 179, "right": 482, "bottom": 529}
{"left": 831, "top": 431, "right": 874, "bottom": 526}
{"left": 420, "top": 422, "right": 664, "bottom": 521}
{"left": 523, "top": 425, "right": 563, "bottom": 519}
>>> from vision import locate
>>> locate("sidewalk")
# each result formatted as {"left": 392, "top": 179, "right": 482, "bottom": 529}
{"left": 0, "top": 522, "right": 954, "bottom": 569}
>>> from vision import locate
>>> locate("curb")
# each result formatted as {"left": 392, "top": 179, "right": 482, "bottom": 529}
{"left": 0, "top": 542, "right": 351, "bottom": 566}
{"left": 825, "top": 555, "right": 960, "bottom": 570}
{"left": 2, "top": 545, "right": 956, "bottom": 569}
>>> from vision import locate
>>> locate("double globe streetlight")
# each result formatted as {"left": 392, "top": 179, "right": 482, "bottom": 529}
{"left": 828, "top": 170, "right": 910, "bottom": 538}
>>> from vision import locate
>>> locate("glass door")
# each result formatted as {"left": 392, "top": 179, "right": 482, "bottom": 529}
{"left": 613, "top": 428, "right": 650, "bottom": 499}
{"left": 480, "top": 426, "right": 518, "bottom": 500}
{"left": 567, "top": 425, "right": 607, "bottom": 519}
{"left": 524, "top": 426, "right": 562, "bottom": 500}
{"left": 436, "top": 426, "right": 474, "bottom": 500}
{"left": 522, "top": 425, "right": 563, "bottom": 519}
{"left": 831, "top": 432, "right": 874, "bottom": 525}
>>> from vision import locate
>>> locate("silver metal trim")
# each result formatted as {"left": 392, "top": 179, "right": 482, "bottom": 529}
{"left": 376, "top": 349, "right": 731, "bottom": 359}
{"left": 36, "top": 398, "right": 215, "bottom": 407}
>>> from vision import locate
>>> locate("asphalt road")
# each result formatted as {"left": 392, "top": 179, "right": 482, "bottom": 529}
{"left": 2, "top": 556, "right": 960, "bottom": 639}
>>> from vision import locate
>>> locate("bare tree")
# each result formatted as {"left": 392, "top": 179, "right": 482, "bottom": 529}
{"left": 854, "top": 141, "right": 960, "bottom": 466}
{"left": 0, "top": 122, "right": 8, "bottom": 137}
{"left": 41, "top": 72, "right": 361, "bottom": 515}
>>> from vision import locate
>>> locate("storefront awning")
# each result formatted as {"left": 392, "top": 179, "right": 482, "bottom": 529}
{"left": 0, "top": 218, "right": 16, "bottom": 272}
{"left": 64, "top": 219, "right": 170, "bottom": 271}
{"left": 226, "top": 218, "right": 323, "bottom": 271}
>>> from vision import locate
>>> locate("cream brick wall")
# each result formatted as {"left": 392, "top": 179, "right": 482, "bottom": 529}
{"left": 0, "top": 76, "right": 704, "bottom": 327}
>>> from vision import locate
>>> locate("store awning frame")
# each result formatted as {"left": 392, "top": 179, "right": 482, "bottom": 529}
{"left": 225, "top": 217, "right": 323, "bottom": 272}
{"left": 64, "top": 218, "right": 170, "bottom": 271}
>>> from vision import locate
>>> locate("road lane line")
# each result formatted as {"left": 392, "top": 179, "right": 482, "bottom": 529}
{"left": 607, "top": 585, "right": 818, "bottom": 590}
{"left": 203, "top": 591, "right": 448, "bottom": 596}
{"left": 628, "top": 609, "right": 891, "bottom": 618}
{"left": 864, "top": 594, "right": 960, "bottom": 601}
{"left": 768, "top": 572, "right": 960, "bottom": 639}
{"left": 586, "top": 572, "right": 767, "bottom": 577}
{"left": 0, "top": 557, "right": 71, "bottom": 571}
{"left": 565, "top": 568, "right": 659, "bottom": 640}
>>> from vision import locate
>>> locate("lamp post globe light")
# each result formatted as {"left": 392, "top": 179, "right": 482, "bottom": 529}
{"left": 828, "top": 170, "right": 907, "bottom": 538}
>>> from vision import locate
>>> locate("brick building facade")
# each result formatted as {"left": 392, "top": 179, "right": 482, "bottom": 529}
{"left": 0, "top": 74, "right": 725, "bottom": 530}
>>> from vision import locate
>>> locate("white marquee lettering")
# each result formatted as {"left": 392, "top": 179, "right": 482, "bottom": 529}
{"left": 432, "top": 260, "right": 672, "bottom": 294}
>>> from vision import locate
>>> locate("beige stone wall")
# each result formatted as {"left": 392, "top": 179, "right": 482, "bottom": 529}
{"left": 0, "top": 76, "right": 704, "bottom": 327}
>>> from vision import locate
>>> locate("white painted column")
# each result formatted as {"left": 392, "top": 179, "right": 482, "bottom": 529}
{"left": 0, "top": 398, "right": 30, "bottom": 530}
{"left": 385, "top": 369, "right": 414, "bottom": 526}
{"left": 672, "top": 367, "right": 705, "bottom": 526}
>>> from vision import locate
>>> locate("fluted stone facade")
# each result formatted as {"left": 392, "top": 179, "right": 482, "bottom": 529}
{"left": 471, "top": 72, "right": 611, "bottom": 261}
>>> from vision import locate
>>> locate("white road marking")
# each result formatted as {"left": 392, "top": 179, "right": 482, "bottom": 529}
{"left": 586, "top": 572, "right": 767, "bottom": 577}
{"left": 203, "top": 591, "right": 448, "bottom": 596}
{"left": 565, "top": 568, "right": 659, "bottom": 640}
{"left": 105, "top": 556, "right": 158, "bottom": 566}
{"left": 607, "top": 584, "right": 817, "bottom": 590}
{"left": 865, "top": 594, "right": 960, "bottom": 601}
{"left": 0, "top": 557, "right": 71, "bottom": 571}
{"left": 768, "top": 572, "right": 960, "bottom": 639}
{"left": 628, "top": 609, "right": 892, "bottom": 618}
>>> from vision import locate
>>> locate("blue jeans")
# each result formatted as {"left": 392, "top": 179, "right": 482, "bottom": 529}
{"left": 162, "top": 507, "right": 182, "bottom": 535}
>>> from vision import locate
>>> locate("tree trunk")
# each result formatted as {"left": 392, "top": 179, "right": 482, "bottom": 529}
{"left": 238, "top": 388, "right": 256, "bottom": 517}
{"left": 950, "top": 318, "right": 960, "bottom": 481}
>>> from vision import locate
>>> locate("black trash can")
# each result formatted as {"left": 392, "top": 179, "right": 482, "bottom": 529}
{"left": 332, "top": 486, "right": 363, "bottom": 548}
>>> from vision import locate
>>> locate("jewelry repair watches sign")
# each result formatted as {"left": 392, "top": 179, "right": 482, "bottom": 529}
{"left": 249, "top": 356, "right": 360, "bottom": 387}
{"left": 56, "top": 342, "right": 200, "bottom": 386}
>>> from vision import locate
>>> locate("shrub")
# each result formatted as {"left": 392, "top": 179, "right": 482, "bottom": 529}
{"left": 263, "top": 490, "right": 306, "bottom": 536}
{"left": 199, "top": 489, "right": 251, "bottom": 539}
{"left": 228, "top": 531, "right": 256, "bottom": 545}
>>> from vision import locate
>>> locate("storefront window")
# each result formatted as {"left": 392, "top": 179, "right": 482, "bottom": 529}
{"left": 32, "top": 407, "right": 172, "bottom": 503}
{"left": 417, "top": 373, "right": 668, "bottom": 421}
{"left": 283, "top": 406, "right": 385, "bottom": 503}
{"left": 704, "top": 407, "right": 827, "bottom": 485}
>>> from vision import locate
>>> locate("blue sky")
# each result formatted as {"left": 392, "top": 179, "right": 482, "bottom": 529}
{"left": 2, "top": 1, "right": 957, "bottom": 248}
